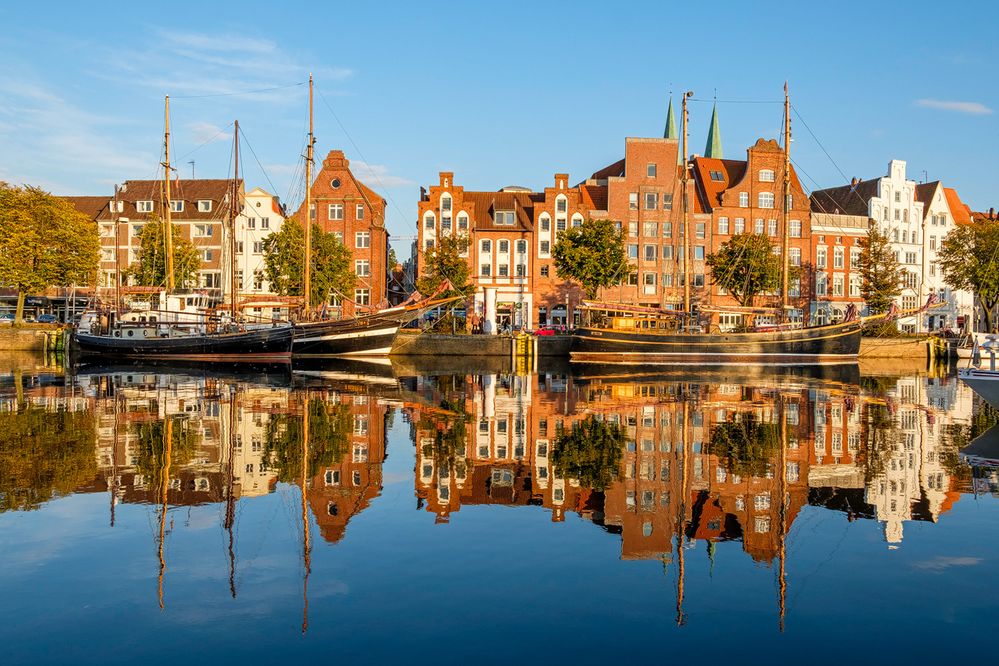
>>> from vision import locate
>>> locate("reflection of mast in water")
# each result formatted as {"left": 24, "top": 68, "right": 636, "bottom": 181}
{"left": 109, "top": 378, "right": 120, "bottom": 528}
{"left": 224, "top": 384, "right": 238, "bottom": 599}
{"left": 777, "top": 393, "right": 788, "bottom": 632}
{"left": 157, "top": 417, "right": 172, "bottom": 610}
{"left": 301, "top": 390, "right": 312, "bottom": 635}
{"left": 675, "top": 395, "right": 690, "bottom": 627}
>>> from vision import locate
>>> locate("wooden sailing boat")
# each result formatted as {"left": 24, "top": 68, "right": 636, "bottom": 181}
{"left": 290, "top": 75, "right": 457, "bottom": 357}
{"left": 571, "top": 85, "right": 918, "bottom": 366}
{"left": 73, "top": 99, "right": 294, "bottom": 362}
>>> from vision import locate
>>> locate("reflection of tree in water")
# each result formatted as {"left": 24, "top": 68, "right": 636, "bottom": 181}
{"left": 552, "top": 415, "right": 624, "bottom": 491}
{"left": 941, "top": 402, "right": 998, "bottom": 478}
{"left": 133, "top": 417, "right": 200, "bottom": 482}
{"left": 858, "top": 403, "right": 897, "bottom": 483}
{"left": 0, "top": 404, "right": 97, "bottom": 512}
{"left": 708, "top": 414, "right": 778, "bottom": 479}
{"left": 263, "top": 397, "right": 352, "bottom": 482}
{"left": 418, "top": 396, "right": 468, "bottom": 474}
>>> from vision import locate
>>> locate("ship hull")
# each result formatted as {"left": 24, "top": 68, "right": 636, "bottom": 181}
{"left": 293, "top": 315, "right": 403, "bottom": 357}
{"left": 73, "top": 325, "right": 294, "bottom": 362}
{"left": 571, "top": 321, "right": 862, "bottom": 365}
{"left": 959, "top": 367, "right": 999, "bottom": 409}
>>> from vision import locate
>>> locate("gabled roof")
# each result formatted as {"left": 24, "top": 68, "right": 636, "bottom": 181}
{"left": 61, "top": 195, "right": 109, "bottom": 220}
{"left": 914, "top": 181, "right": 941, "bottom": 219}
{"left": 944, "top": 187, "right": 973, "bottom": 225}
{"left": 589, "top": 159, "right": 625, "bottom": 180}
{"left": 691, "top": 157, "right": 746, "bottom": 211}
{"left": 810, "top": 179, "right": 880, "bottom": 216}
{"left": 98, "top": 179, "right": 238, "bottom": 221}
{"left": 462, "top": 190, "right": 538, "bottom": 231}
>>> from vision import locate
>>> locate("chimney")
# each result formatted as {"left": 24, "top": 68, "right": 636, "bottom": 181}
{"left": 990, "top": 207, "right": 995, "bottom": 219}
{"left": 851, "top": 177, "right": 858, "bottom": 187}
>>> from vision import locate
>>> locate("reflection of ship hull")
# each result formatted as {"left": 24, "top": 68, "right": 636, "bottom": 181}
{"left": 73, "top": 325, "right": 294, "bottom": 362}
{"left": 959, "top": 367, "right": 999, "bottom": 409}
{"left": 960, "top": 423, "right": 999, "bottom": 467}
{"left": 571, "top": 321, "right": 862, "bottom": 365}
{"left": 571, "top": 362, "right": 861, "bottom": 387}
{"left": 71, "top": 361, "right": 293, "bottom": 388}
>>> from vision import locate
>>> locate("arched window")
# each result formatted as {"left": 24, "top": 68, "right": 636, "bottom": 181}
{"left": 423, "top": 212, "right": 436, "bottom": 230}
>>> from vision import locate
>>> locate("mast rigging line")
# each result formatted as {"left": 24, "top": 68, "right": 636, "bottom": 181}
{"left": 168, "top": 81, "right": 307, "bottom": 100}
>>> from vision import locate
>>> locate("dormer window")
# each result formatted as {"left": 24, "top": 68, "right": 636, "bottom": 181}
{"left": 759, "top": 169, "right": 775, "bottom": 182}
{"left": 710, "top": 171, "right": 724, "bottom": 182}
{"left": 197, "top": 200, "right": 212, "bottom": 212}
{"left": 109, "top": 200, "right": 124, "bottom": 213}
{"left": 170, "top": 200, "right": 184, "bottom": 213}
{"left": 137, "top": 200, "right": 154, "bottom": 213}
{"left": 494, "top": 211, "right": 515, "bottom": 225}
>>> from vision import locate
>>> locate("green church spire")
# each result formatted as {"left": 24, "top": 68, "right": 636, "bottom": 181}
{"left": 704, "top": 101, "right": 723, "bottom": 159}
{"left": 664, "top": 96, "right": 678, "bottom": 140}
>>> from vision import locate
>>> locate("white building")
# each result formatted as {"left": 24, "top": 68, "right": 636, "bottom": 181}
{"left": 915, "top": 181, "right": 975, "bottom": 331}
{"left": 224, "top": 186, "right": 288, "bottom": 320}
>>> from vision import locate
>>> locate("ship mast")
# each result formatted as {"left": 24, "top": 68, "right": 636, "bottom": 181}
{"left": 113, "top": 184, "right": 121, "bottom": 313}
{"left": 303, "top": 74, "right": 315, "bottom": 317}
{"left": 230, "top": 121, "right": 241, "bottom": 318}
{"left": 780, "top": 83, "right": 792, "bottom": 317}
{"left": 681, "top": 91, "right": 693, "bottom": 324}
{"left": 162, "top": 96, "right": 175, "bottom": 293}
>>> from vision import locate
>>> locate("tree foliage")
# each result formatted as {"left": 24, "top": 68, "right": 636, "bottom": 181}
{"left": 262, "top": 218, "right": 356, "bottom": 307}
{"left": 552, "top": 219, "right": 627, "bottom": 299}
{"left": 552, "top": 415, "right": 625, "bottom": 491}
{"left": 937, "top": 220, "right": 999, "bottom": 332}
{"left": 132, "top": 416, "right": 202, "bottom": 482}
{"left": 0, "top": 184, "right": 100, "bottom": 322}
{"left": 858, "top": 225, "right": 903, "bottom": 315}
{"left": 706, "top": 233, "right": 791, "bottom": 308}
{"left": 125, "top": 216, "right": 202, "bottom": 289}
{"left": 415, "top": 233, "right": 474, "bottom": 298}
{"left": 0, "top": 404, "right": 97, "bottom": 513}
{"left": 707, "top": 414, "right": 779, "bottom": 479}
{"left": 263, "top": 397, "right": 352, "bottom": 482}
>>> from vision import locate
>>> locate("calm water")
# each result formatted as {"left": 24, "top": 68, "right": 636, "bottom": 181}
{"left": 1, "top": 356, "right": 998, "bottom": 664}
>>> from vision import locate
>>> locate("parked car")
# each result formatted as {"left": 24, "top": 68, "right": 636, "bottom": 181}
{"left": 532, "top": 325, "right": 557, "bottom": 336}
{"left": 37, "top": 313, "right": 59, "bottom": 324}
{"left": 0, "top": 313, "right": 13, "bottom": 321}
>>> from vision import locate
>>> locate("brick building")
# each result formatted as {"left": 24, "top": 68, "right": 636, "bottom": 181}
{"left": 294, "top": 150, "right": 390, "bottom": 316}
{"left": 808, "top": 212, "right": 868, "bottom": 325}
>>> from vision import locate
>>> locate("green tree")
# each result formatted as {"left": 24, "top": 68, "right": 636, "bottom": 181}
{"left": 552, "top": 219, "right": 627, "bottom": 299}
{"left": 263, "top": 397, "right": 352, "bottom": 482}
{"left": 132, "top": 416, "right": 202, "bottom": 482}
{"left": 552, "top": 415, "right": 625, "bottom": 491}
{"left": 0, "top": 184, "right": 100, "bottom": 323}
{"left": 937, "top": 220, "right": 999, "bottom": 332}
{"left": 262, "top": 219, "right": 356, "bottom": 307}
{"left": 388, "top": 247, "right": 399, "bottom": 269}
{"left": 706, "top": 233, "right": 791, "bottom": 312}
{"left": 0, "top": 404, "right": 97, "bottom": 513}
{"left": 858, "top": 225, "right": 903, "bottom": 315}
{"left": 707, "top": 414, "right": 779, "bottom": 478}
{"left": 124, "top": 216, "right": 202, "bottom": 289}
{"left": 415, "top": 233, "right": 474, "bottom": 298}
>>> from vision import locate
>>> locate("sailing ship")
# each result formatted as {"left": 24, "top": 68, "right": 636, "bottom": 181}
{"left": 571, "top": 85, "right": 885, "bottom": 366}
{"left": 289, "top": 75, "right": 449, "bottom": 357}
{"left": 73, "top": 99, "right": 294, "bottom": 362}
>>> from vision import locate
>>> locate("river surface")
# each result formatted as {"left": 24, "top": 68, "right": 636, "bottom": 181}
{"left": 1, "top": 355, "right": 998, "bottom": 664}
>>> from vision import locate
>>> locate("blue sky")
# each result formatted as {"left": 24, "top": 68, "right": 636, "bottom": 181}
{"left": 2, "top": 1, "right": 996, "bottom": 252}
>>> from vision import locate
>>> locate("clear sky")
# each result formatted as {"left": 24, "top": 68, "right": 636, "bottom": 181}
{"left": 2, "top": 0, "right": 996, "bottom": 252}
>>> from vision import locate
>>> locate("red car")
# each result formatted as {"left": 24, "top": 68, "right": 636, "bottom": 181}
{"left": 532, "top": 326, "right": 558, "bottom": 336}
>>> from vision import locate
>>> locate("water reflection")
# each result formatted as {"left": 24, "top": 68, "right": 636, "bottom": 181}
{"left": 0, "top": 358, "right": 992, "bottom": 634}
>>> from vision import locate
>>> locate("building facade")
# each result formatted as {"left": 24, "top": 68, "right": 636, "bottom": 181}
{"left": 915, "top": 182, "right": 974, "bottom": 330}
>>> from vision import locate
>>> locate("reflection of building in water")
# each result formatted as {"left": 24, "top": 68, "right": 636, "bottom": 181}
{"left": 305, "top": 390, "right": 391, "bottom": 543}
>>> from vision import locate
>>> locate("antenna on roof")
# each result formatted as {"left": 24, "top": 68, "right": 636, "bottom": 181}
{"left": 188, "top": 160, "right": 195, "bottom": 179}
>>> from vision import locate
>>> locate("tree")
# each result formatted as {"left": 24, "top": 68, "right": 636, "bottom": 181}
{"left": 937, "top": 220, "right": 999, "bottom": 332}
{"left": 706, "top": 233, "right": 790, "bottom": 312}
{"left": 388, "top": 247, "right": 399, "bottom": 269}
{"left": 551, "top": 415, "right": 625, "bottom": 491}
{"left": 707, "top": 414, "right": 779, "bottom": 479}
{"left": 858, "top": 225, "right": 902, "bottom": 315}
{"left": 415, "top": 233, "right": 474, "bottom": 298}
{"left": 552, "top": 219, "right": 627, "bottom": 299}
{"left": 0, "top": 184, "right": 100, "bottom": 323}
{"left": 125, "top": 216, "right": 202, "bottom": 289}
{"left": 262, "top": 218, "right": 356, "bottom": 307}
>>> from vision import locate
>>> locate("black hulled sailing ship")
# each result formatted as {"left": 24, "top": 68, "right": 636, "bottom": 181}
{"left": 72, "top": 102, "right": 293, "bottom": 363}
{"left": 572, "top": 85, "right": 864, "bottom": 366}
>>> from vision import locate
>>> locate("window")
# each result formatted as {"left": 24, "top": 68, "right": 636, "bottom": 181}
{"left": 663, "top": 222, "right": 672, "bottom": 238}
{"left": 767, "top": 219, "right": 777, "bottom": 236}
{"left": 556, "top": 218, "right": 567, "bottom": 231}
{"left": 833, "top": 274, "right": 844, "bottom": 296}
{"left": 816, "top": 247, "right": 827, "bottom": 269}
{"left": 441, "top": 216, "right": 452, "bottom": 232}
{"left": 662, "top": 194, "right": 673, "bottom": 211}
{"left": 498, "top": 264, "right": 509, "bottom": 277}
{"left": 355, "top": 289, "right": 370, "bottom": 306}
{"left": 539, "top": 216, "right": 550, "bottom": 232}
{"left": 754, "top": 219, "right": 765, "bottom": 234}
{"left": 644, "top": 192, "right": 658, "bottom": 210}
{"left": 247, "top": 217, "right": 257, "bottom": 229}
{"left": 694, "top": 246, "right": 705, "bottom": 260}
{"left": 628, "top": 221, "right": 638, "bottom": 237}
{"left": 739, "top": 192, "right": 749, "bottom": 207}
{"left": 556, "top": 198, "right": 567, "bottom": 213}
{"left": 816, "top": 272, "right": 827, "bottom": 296}
{"left": 355, "top": 260, "right": 370, "bottom": 277}
{"left": 424, "top": 238, "right": 435, "bottom": 250}
{"left": 850, "top": 248, "right": 861, "bottom": 267}
{"left": 355, "top": 231, "right": 370, "bottom": 248}
{"left": 734, "top": 218, "right": 745, "bottom": 234}
{"left": 929, "top": 235, "right": 937, "bottom": 250}
{"left": 790, "top": 219, "right": 801, "bottom": 238}
{"left": 643, "top": 272, "right": 656, "bottom": 287}
{"left": 790, "top": 247, "right": 801, "bottom": 266}
{"left": 494, "top": 211, "right": 515, "bottom": 225}
{"left": 481, "top": 264, "right": 491, "bottom": 276}
{"left": 643, "top": 221, "right": 658, "bottom": 237}
{"left": 328, "top": 203, "right": 344, "bottom": 220}
{"left": 644, "top": 245, "right": 657, "bottom": 261}
{"left": 905, "top": 252, "right": 917, "bottom": 265}
{"left": 201, "top": 272, "right": 221, "bottom": 288}
{"left": 718, "top": 217, "right": 729, "bottom": 234}
{"left": 759, "top": 169, "right": 775, "bottom": 182}
{"left": 253, "top": 241, "right": 264, "bottom": 254}
{"left": 309, "top": 203, "right": 316, "bottom": 220}
{"left": 894, "top": 191, "right": 901, "bottom": 202}
{"left": 516, "top": 240, "right": 527, "bottom": 254}
{"left": 170, "top": 200, "right": 183, "bottom": 212}
{"left": 629, "top": 193, "right": 638, "bottom": 210}
{"left": 710, "top": 170, "right": 724, "bottom": 182}
{"left": 627, "top": 271, "right": 638, "bottom": 285}
{"left": 628, "top": 244, "right": 639, "bottom": 259}
{"left": 834, "top": 247, "right": 844, "bottom": 268}
{"left": 424, "top": 213, "right": 435, "bottom": 229}
{"left": 696, "top": 222, "right": 705, "bottom": 239}
{"left": 540, "top": 240, "right": 550, "bottom": 255}
{"left": 499, "top": 240, "right": 509, "bottom": 253}
{"left": 137, "top": 200, "right": 154, "bottom": 213}
{"left": 540, "top": 265, "right": 549, "bottom": 277}
{"left": 441, "top": 196, "right": 452, "bottom": 211}
{"left": 849, "top": 275, "right": 861, "bottom": 297}
{"left": 929, "top": 262, "right": 936, "bottom": 277}
{"left": 457, "top": 214, "right": 468, "bottom": 231}
{"left": 758, "top": 192, "right": 775, "bottom": 208}
{"left": 194, "top": 224, "right": 213, "bottom": 237}
{"left": 197, "top": 200, "right": 212, "bottom": 212}
{"left": 481, "top": 239, "right": 492, "bottom": 253}
{"left": 647, "top": 163, "right": 657, "bottom": 177}
{"left": 356, "top": 204, "right": 365, "bottom": 220}
{"left": 234, "top": 270, "right": 243, "bottom": 290}
{"left": 261, "top": 217, "right": 270, "bottom": 229}
{"left": 516, "top": 263, "right": 526, "bottom": 277}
